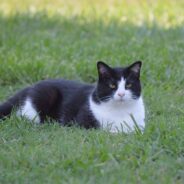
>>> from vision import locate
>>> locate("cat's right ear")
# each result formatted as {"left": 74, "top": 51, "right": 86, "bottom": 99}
{"left": 97, "top": 61, "right": 112, "bottom": 79}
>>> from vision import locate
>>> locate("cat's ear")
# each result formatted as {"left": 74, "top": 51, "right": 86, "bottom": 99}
{"left": 97, "top": 61, "right": 112, "bottom": 78}
{"left": 128, "top": 61, "right": 142, "bottom": 77}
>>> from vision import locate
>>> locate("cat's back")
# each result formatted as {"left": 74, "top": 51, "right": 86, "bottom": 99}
{"left": 16, "top": 79, "right": 95, "bottom": 123}
{"left": 31, "top": 79, "right": 94, "bottom": 99}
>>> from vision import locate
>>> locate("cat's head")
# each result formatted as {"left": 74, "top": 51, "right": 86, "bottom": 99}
{"left": 94, "top": 61, "right": 142, "bottom": 104}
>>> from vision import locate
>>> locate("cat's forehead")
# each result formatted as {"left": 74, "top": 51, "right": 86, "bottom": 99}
{"left": 113, "top": 67, "right": 129, "bottom": 79}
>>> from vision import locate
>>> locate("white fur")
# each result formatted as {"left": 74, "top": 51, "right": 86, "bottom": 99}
{"left": 114, "top": 77, "right": 133, "bottom": 102}
{"left": 17, "top": 98, "right": 40, "bottom": 123}
{"left": 89, "top": 77, "right": 145, "bottom": 133}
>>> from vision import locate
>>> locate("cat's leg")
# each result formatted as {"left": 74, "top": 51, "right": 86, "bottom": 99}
{"left": 23, "top": 82, "right": 62, "bottom": 123}
{"left": 1, "top": 81, "right": 62, "bottom": 123}
{"left": 17, "top": 98, "right": 40, "bottom": 123}
{"left": 0, "top": 88, "right": 29, "bottom": 120}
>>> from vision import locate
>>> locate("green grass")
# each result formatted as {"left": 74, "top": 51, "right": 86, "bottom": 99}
{"left": 0, "top": 0, "right": 184, "bottom": 183}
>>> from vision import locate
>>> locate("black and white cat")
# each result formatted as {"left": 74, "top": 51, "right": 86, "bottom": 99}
{"left": 0, "top": 61, "right": 145, "bottom": 133}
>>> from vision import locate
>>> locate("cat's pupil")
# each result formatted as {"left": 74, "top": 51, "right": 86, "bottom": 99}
{"left": 109, "top": 83, "right": 116, "bottom": 89}
{"left": 125, "top": 83, "right": 132, "bottom": 89}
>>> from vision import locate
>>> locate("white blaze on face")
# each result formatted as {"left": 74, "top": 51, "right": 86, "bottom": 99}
{"left": 113, "top": 77, "right": 132, "bottom": 101}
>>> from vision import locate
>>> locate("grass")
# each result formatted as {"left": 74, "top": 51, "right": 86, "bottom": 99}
{"left": 0, "top": 0, "right": 184, "bottom": 183}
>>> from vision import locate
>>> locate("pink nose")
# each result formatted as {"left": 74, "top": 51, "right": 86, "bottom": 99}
{"left": 117, "top": 93, "right": 125, "bottom": 97}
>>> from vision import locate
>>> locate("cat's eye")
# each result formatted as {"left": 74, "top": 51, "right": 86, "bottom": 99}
{"left": 109, "top": 84, "right": 116, "bottom": 89}
{"left": 126, "top": 84, "right": 132, "bottom": 88}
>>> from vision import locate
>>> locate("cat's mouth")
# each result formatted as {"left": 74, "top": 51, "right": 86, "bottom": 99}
{"left": 113, "top": 97, "right": 126, "bottom": 103}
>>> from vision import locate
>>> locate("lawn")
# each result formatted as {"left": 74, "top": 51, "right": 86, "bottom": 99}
{"left": 0, "top": 0, "right": 184, "bottom": 183}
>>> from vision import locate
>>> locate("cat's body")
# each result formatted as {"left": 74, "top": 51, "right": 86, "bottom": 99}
{"left": 0, "top": 61, "right": 145, "bottom": 133}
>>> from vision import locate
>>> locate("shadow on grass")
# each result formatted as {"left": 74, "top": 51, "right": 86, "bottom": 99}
{"left": 0, "top": 13, "right": 183, "bottom": 87}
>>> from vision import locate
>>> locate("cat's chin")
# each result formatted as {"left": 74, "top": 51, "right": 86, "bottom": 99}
{"left": 113, "top": 97, "right": 126, "bottom": 102}
{"left": 111, "top": 98, "right": 126, "bottom": 104}
{"left": 112, "top": 98, "right": 136, "bottom": 105}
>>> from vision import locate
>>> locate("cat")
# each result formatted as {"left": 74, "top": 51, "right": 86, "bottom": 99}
{"left": 0, "top": 61, "right": 145, "bottom": 133}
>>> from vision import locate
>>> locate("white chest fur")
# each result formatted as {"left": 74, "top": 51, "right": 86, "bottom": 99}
{"left": 89, "top": 97, "right": 145, "bottom": 133}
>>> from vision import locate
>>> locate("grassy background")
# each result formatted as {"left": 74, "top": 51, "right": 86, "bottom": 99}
{"left": 0, "top": 0, "right": 184, "bottom": 183}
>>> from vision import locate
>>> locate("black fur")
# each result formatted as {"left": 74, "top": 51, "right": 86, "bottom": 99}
{"left": 93, "top": 61, "right": 142, "bottom": 102}
{"left": 0, "top": 61, "right": 142, "bottom": 129}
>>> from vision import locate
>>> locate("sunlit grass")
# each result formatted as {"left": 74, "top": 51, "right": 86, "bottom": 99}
{"left": 0, "top": 0, "right": 184, "bottom": 26}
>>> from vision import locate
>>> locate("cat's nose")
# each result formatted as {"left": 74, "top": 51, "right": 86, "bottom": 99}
{"left": 117, "top": 92, "right": 125, "bottom": 97}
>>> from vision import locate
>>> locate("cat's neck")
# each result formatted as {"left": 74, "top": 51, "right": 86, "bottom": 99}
{"left": 88, "top": 95, "right": 145, "bottom": 133}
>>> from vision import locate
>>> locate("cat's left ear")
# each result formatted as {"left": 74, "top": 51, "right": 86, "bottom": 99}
{"left": 128, "top": 61, "right": 142, "bottom": 77}
{"left": 97, "top": 61, "right": 113, "bottom": 78}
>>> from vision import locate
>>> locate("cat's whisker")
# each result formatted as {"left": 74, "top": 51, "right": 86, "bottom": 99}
{"left": 99, "top": 96, "right": 111, "bottom": 101}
